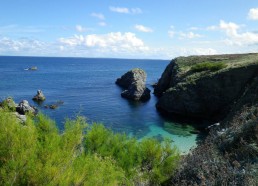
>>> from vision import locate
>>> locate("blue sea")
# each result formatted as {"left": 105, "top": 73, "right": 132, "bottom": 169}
{"left": 0, "top": 56, "right": 200, "bottom": 153}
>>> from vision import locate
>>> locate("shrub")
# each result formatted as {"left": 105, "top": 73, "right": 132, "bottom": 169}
{"left": 191, "top": 62, "right": 227, "bottom": 72}
{"left": 85, "top": 123, "right": 180, "bottom": 184}
{"left": 0, "top": 111, "right": 180, "bottom": 185}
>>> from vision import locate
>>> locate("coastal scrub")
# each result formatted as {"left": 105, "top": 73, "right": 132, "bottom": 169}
{"left": 0, "top": 108, "right": 180, "bottom": 185}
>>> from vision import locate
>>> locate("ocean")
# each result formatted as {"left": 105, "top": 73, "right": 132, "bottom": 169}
{"left": 0, "top": 56, "right": 199, "bottom": 153}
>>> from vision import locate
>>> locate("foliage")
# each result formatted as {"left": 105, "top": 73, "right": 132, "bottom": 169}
{"left": 85, "top": 124, "right": 180, "bottom": 184}
{"left": 191, "top": 62, "right": 227, "bottom": 72}
{"left": 0, "top": 111, "right": 180, "bottom": 185}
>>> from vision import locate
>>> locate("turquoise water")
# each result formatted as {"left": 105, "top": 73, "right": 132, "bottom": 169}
{"left": 0, "top": 56, "right": 200, "bottom": 153}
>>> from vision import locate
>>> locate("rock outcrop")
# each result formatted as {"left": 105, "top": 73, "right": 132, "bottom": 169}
{"left": 154, "top": 53, "right": 258, "bottom": 121}
{"left": 116, "top": 68, "right": 151, "bottom": 101}
{"left": 16, "top": 100, "right": 37, "bottom": 115}
{"left": 32, "top": 90, "right": 46, "bottom": 101}
{"left": 167, "top": 55, "right": 258, "bottom": 186}
{"left": 0, "top": 98, "right": 37, "bottom": 123}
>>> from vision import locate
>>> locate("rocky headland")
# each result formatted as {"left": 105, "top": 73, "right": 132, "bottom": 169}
{"left": 155, "top": 53, "right": 258, "bottom": 185}
{"left": 155, "top": 53, "right": 258, "bottom": 122}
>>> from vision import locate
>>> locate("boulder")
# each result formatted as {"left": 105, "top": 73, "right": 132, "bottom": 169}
{"left": 16, "top": 100, "right": 36, "bottom": 115}
{"left": 13, "top": 112, "right": 27, "bottom": 123}
{"left": 32, "top": 90, "right": 46, "bottom": 101}
{"left": 116, "top": 68, "right": 150, "bottom": 101}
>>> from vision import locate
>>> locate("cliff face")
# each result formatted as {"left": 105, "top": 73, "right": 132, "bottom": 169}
{"left": 154, "top": 53, "right": 258, "bottom": 121}
{"left": 165, "top": 56, "right": 258, "bottom": 186}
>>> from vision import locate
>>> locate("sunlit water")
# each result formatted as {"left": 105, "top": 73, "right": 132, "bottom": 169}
{"left": 0, "top": 56, "right": 200, "bottom": 153}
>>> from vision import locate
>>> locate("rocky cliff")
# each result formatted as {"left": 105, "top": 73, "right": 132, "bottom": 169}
{"left": 154, "top": 53, "right": 258, "bottom": 122}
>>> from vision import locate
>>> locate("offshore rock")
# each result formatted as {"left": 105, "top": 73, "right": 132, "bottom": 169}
{"left": 116, "top": 68, "right": 150, "bottom": 101}
{"left": 121, "top": 82, "right": 151, "bottom": 101}
{"left": 32, "top": 90, "right": 46, "bottom": 101}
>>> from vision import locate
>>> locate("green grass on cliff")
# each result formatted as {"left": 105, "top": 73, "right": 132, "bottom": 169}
{"left": 191, "top": 62, "right": 227, "bottom": 72}
{"left": 0, "top": 108, "right": 180, "bottom": 185}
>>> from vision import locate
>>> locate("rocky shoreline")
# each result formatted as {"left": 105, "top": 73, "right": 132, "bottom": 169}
{"left": 0, "top": 90, "right": 64, "bottom": 123}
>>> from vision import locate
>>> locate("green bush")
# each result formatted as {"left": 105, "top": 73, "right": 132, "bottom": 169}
{"left": 191, "top": 62, "right": 227, "bottom": 72}
{"left": 85, "top": 124, "right": 180, "bottom": 184}
{"left": 0, "top": 111, "right": 180, "bottom": 185}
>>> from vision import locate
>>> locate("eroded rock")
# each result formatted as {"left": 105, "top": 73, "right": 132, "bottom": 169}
{"left": 32, "top": 90, "right": 46, "bottom": 101}
{"left": 116, "top": 68, "right": 150, "bottom": 101}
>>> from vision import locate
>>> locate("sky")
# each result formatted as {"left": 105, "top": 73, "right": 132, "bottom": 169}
{"left": 0, "top": 0, "right": 258, "bottom": 59}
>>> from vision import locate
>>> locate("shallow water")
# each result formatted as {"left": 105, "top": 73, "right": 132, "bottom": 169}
{"left": 0, "top": 56, "right": 201, "bottom": 153}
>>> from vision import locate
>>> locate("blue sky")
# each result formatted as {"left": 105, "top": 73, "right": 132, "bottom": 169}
{"left": 0, "top": 0, "right": 258, "bottom": 59}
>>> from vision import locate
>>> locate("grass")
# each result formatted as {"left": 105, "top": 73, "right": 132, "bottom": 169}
{"left": 191, "top": 62, "right": 227, "bottom": 72}
{"left": 0, "top": 107, "right": 180, "bottom": 185}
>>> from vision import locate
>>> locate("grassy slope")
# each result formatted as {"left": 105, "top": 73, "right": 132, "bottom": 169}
{"left": 172, "top": 53, "right": 258, "bottom": 87}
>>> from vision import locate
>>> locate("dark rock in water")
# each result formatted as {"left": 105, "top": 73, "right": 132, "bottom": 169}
{"left": 116, "top": 68, "right": 147, "bottom": 88}
{"left": 24, "top": 66, "right": 37, "bottom": 71}
{"left": 44, "top": 100, "right": 64, "bottom": 110}
{"left": 121, "top": 81, "right": 151, "bottom": 101}
{"left": 16, "top": 100, "right": 37, "bottom": 115}
{"left": 116, "top": 68, "right": 150, "bottom": 101}
{"left": 32, "top": 90, "right": 46, "bottom": 101}
{"left": 154, "top": 53, "right": 258, "bottom": 121}
{"left": 29, "top": 66, "right": 37, "bottom": 70}
{"left": 49, "top": 104, "right": 58, "bottom": 109}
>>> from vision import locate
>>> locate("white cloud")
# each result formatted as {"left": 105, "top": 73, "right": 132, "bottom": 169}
{"left": 179, "top": 31, "right": 202, "bottom": 39}
{"left": 59, "top": 32, "right": 149, "bottom": 56}
{"left": 75, "top": 25, "right": 88, "bottom": 32}
{"left": 209, "top": 20, "right": 258, "bottom": 46}
{"left": 168, "top": 26, "right": 202, "bottom": 39}
{"left": 248, "top": 8, "right": 258, "bottom": 20}
{"left": 189, "top": 27, "right": 200, "bottom": 31}
{"left": 109, "top": 6, "right": 129, "bottom": 14}
{"left": 0, "top": 25, "right": 45, "bottom": 34}
{"left": 219, "top": 20, "right": 240, "bottom": 36}
{"left": 206, "top": 25, "right": 217, "bottom": 30}
{"left": 0, "top": 37, "right": 50, "bottom": 55}
{"left": 98, "top": 22, "right": 107, "bottom": 27}
{"left": 91, "top": 13, "right": 105, "bottom": 20}
{"left": 168, "top": 30, "right": 175, "bottom": 38}
{"left": 131, "top": 8, "right": 143, "bottom": 14}
{"left": 109, "top": 6, "right": 142, "bottom": 14}
{"left": 135, "top": 25, "right": 153, "bottom": 33}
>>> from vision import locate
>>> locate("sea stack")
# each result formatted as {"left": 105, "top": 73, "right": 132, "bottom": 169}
{"left": 32, "top": 90, "right": 46, "bottom": 102}
{"left": 116, "top": 68, "right": 150, "bottom": 101}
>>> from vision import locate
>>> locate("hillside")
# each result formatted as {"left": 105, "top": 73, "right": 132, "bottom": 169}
{"left": 154, "top": 53, "right": 258, "bottom": 185}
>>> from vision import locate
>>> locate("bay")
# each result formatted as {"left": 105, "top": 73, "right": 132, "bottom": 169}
{"left": 0, "top": 56, "right": 199, "bottom": 153}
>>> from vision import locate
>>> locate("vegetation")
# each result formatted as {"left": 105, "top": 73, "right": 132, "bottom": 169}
{"left": 0, "top": 107, "right": 180, "bottom": 185}
{"left": 191, "top": 62, "right": 227, "bottom": 72}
